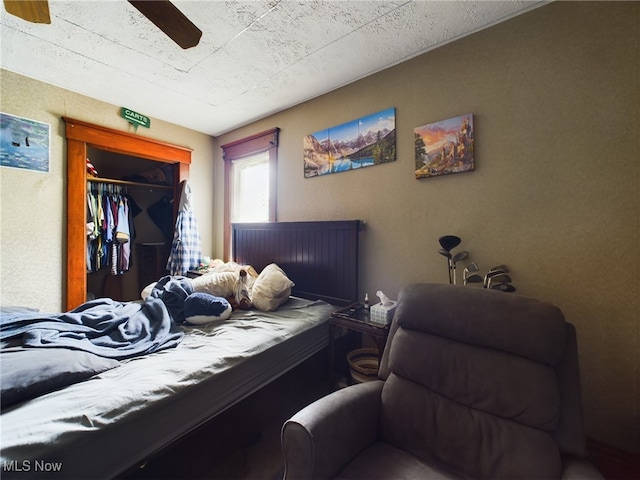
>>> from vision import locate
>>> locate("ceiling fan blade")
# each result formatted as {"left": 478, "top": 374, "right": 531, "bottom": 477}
{"left": 128, "top": 0, "right": 201, "bottom": 49}
{"left": 3, "top": 0, "right": 51, "bottom": 24}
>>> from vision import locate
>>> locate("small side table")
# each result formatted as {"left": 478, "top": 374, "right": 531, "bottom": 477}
{"left": 329, "top": 303, "right": 391, "bottom": 388}
{"left": 186, "top": 270, "right": 203, "bottom": 279}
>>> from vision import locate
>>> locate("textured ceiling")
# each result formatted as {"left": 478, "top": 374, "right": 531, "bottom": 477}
{"left": 1, "top": 1, "right": 545, "bottom": 136}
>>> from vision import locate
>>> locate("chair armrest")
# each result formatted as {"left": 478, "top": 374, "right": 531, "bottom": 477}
{"left": 282, "top": 380, "right": 384, "bottom": 480}
{"left": 561, "top": 456, "right": 605, "bottom": 479}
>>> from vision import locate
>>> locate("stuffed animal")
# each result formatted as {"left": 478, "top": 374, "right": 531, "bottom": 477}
{"left": 183, "top": 292, "right": 232, "bottom": 325}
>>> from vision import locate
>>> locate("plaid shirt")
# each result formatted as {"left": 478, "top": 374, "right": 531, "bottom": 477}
{"left": 166, "top": 181, "right": 202, "bottom": 276}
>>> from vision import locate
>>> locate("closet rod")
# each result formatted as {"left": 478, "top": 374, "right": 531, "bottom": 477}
{"left": 88, "top": 177, "right": 173, "bottom": 191}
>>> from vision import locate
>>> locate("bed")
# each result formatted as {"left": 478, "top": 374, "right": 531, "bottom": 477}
{"left": 0, "top": 220, "right": 361, "bottom": 479}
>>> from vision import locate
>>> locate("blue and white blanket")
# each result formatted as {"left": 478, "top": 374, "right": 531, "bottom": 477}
{"left": 0, "top": 276, "right": 192, "bottom": 360}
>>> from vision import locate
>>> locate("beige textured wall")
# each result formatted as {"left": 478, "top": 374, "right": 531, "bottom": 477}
{"left": 215, "top": 2, "right": 639, "bottom": 452}
{"left": 0, "top": 70, "right": 216, "bottom": 312}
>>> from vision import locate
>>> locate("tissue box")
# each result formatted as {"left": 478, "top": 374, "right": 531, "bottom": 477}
{"left": 370, "top": 301, "right": 397, "bottom": 325}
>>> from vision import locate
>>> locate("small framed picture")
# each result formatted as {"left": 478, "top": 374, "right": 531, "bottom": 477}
{"left": 1, "top": 112, "right": 50, "bottom": 173}
{"left": 414, "top": 113, "right": 474, "bottom": 179}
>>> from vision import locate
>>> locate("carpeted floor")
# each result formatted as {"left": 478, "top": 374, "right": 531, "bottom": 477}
{"left": 240, "top": 414, "right": 287, "bottom": 480}
{"left": 124, "top": 351, "right": 329, "bottom": 480}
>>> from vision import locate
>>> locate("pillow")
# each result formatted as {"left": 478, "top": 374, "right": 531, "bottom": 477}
{"left": 183, "top": 292, "right": 232, "bottom": 325}
{"left": 250, "top": 263, "right": 295, "bottom": 312}
{"left": 0, "top": 347, "right": 120, "bottom": 408}
{"left": 191, "top": 272, "right": 237, "bottom": 298}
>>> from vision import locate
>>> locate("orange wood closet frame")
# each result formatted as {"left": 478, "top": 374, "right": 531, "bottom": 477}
{"left": 64, "top": 117, "right": 192, "bottom": 310}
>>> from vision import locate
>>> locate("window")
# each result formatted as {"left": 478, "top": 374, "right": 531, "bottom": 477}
{"left": 222, "top": 128, "right": 279, "bottom": 259}
{"left": 231, "top": 151, "right": 270, "bottom": 223}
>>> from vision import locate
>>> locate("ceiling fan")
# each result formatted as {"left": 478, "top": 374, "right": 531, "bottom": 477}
{"left": 2, "top": 0, "right": 202, "bottom": 49}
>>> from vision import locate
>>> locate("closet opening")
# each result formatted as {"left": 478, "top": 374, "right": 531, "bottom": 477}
{"left": 86, "top": 149, "right": 177, "bottom": 302}
{"left": 64, "top": 117, "right": 192, "bottom": 310}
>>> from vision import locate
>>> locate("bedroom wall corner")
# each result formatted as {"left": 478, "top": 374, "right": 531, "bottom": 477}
{"left": 0, "top": 69, "right": 216, "bottom": 312}
{"left": 213, "top": 2, "right": 639, "bottom": 454}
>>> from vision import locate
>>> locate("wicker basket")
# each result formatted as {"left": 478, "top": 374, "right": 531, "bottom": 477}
{"left": 347, "top": 348, "right": 379, "bottom": 383}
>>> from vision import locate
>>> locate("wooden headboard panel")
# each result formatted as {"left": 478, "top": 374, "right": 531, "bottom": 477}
{"left": 232, "top": 221, "right": 361, "bottom": 306}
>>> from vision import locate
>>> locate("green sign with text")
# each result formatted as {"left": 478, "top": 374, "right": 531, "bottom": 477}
{"left": 120, "top": 107, "right": 150, "bottom": 128}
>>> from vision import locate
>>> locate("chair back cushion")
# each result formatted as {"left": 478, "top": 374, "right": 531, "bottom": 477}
{"left": 379, "top": 283, "right": 577, "bottom": 479}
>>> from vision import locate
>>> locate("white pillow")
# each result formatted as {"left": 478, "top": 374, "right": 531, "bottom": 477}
{"left": 250, "top": 263, "right": 294, "bottom": 312}
{"left": 191, "top": 272, "right": 237, "bottom": 297}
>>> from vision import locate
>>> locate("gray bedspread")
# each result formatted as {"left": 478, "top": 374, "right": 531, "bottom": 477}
{"left": 0, "top": 276, "right": 190, "bottom": 359}
{"left": 0, "top": 297, "right": 333, "bottom": 479}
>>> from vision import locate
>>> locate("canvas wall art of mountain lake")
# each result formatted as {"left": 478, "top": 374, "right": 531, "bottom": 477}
{"left": 304, "top": 107, "right": 396, "bottom": 178}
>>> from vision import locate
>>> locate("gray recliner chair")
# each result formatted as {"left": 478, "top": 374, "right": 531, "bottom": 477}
{"left": 282, "top": 283, "right": 602, "bottom": 479}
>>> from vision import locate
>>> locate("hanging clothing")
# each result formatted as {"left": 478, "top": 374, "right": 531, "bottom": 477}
{"left": 86, "top": 183, "right": 136, "bottom": 275}
{"left": 167, "top": 180, "right": 202, "bottom": 276}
